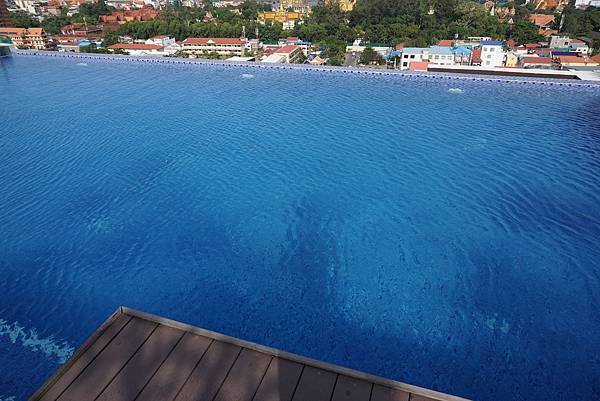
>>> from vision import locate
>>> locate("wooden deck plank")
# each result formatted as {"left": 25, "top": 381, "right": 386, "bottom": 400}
{"left": 331, "top": 375, "right": 372, "bottom": 401}
{"left": 37, "top": 314, "right": 131, "bottom": 401}
{"left": 56, "top": 317, "right": 157, "bottom": 401}
{"left": 94, "top": 324, "right": 184, "bottom": 401}
{"left": 409, "top": 395, "right": 438, "bottom": 401}
{"left": 173, "top": 340, "right": 242, "bottom": 401}
{"left": 213, "top": 348, "right": 272, "bottom": 401}
{"left": 291, "top": 366, "right": 338, "bottom": 401}
{"left": 252, "top": 358, "right": 304, "bottom": 401}
{"left": 136, "top": 332, "right": 213, "bottom": 401}
{"left": 370, "top": 385, "right": 410, "bottom": 401}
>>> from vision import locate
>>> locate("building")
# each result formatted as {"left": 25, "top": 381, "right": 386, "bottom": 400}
{"left": 0, "top": 0, "right": 10, "bottom": 27}
{"left": 549, "top": 36, "right": 591, "bottom": 55}
{"left": 520, "top": 56, "right": 558, "bottom": 69}
{"left": 528, "top": 14, "right": 555, "bottom": 37}
{"left": 145, "top": 35, "right": 175, "bottom": 48}
{"left": 100, "top": 7, "right": 160, "bottom": 24}
{"left": 398, "top": 46, "right": 455, "bottom": 70}
{"left": 575, "top": 0, "right": 600, "bottom": 8}
{"left": 261, "top": 44, "right": 303, "bottom": 63}
{"left": 107, "top": 43, "right": 164, "bottom": 56}
{"left": 61, "top": 23, "right": 102, "bottom": 37}
{"left": 555, "top": 55, "right": 599, "bottom": 67}
{"left": 0, "top": 27, "right": 48, "bottom": 49}
{"left": 526, "top": 0, "right": 569, "bottom": 12}
{"left": 480, "top": 40, "right": 505, "bottom": 67}
{"left": 181, "top": 37, "right": 245, "bottom": 57}
{"left": 278, "top": 36, "right": 311, "bottom": 55}
{"left": 258, "top": 8, "right": 304, "bottom": 30}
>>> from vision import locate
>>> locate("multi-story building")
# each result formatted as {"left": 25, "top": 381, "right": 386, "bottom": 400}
{"left": 262, "top": 44, "right": 303, "bottom": 63}
{"left": 480, "top": 40, "right": 505, "bottom": 67}
{"left": 181, "top": 37, "right": 245, "bottom": 57}
{"left": 258, "top": 8, "right": 304, "bottom": 30}
{"left": 549, "top": 36, "right": 591, "bottom": 55}
{"left": 398, "top": 46, "right": 455, "bottom": 70}
{"left": 0, "top": 27, "right": 48, "bottom": 49}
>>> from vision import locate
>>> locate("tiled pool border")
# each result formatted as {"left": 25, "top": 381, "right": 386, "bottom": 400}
{"left": 13, "top": 50, "right": 600, "bottom": 89}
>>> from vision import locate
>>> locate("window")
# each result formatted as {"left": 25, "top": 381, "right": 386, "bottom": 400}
{"left": 403, "top": 62, "right": 408, "bottom": 67}
{"left": 410, "top": 54, "right": 415, "bottom": 59}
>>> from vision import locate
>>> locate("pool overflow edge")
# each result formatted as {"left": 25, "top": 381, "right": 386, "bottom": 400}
{"left": 12, "top": 50, "right": 600, "bottom": 89}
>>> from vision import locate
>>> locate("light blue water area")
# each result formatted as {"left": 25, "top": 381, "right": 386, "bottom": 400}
{"left": 1, "top": 55, "right": 599, "bottom": 401}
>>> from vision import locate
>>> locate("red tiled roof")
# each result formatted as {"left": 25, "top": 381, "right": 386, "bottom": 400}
{"left": 409, "top": 61, "right": 430, "bottom": 71}
{"left": 521, "top": 56, "right": 553, "bottom": 64}
{"left": 529, "top": 14, "right": 555, "bottom": 27}
{"left": 182, "top": 37, "right": 244, "bottom": 45}
{"left": 108, "top": 43, "right": 162, "bottom": 50}
{"left": 274, "top": 44, "right": 299, "bottom": 54}
{"left": 437, "top": 40, "right": 453, "bottom": 47}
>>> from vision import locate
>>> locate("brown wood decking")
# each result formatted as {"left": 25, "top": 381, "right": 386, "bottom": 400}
{"left": 29, "top": 307, "right": 470, "bottom": 401}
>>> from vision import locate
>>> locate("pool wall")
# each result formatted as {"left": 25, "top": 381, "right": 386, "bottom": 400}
{"left": 14, "top": 50, "right": 600, "bottom": 89}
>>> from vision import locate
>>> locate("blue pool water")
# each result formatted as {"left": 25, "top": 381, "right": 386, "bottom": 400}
{"left": 1, "top": 55, "right": 600, "bottom": 401}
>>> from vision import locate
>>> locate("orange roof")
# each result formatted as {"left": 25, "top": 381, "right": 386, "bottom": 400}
{"left": 409, "top": 61, "right": 430, "bottom": 71}
{"left": 555, "top": 55, "right": 589, "bottom": 64}
{"left": 521, "top": 56, "right": 553, "bottom": 64}
{"left": 182, "top": 37, "right": 244, "bottom": 45}
{"left": 0, "top": 27, "right": 25, "bottom": 36}
{"left": 437, "top": 40, "right": 453, "bottom": 47}
{"left": 274, "top": 44, "right": 299, "bottom": 54}
{"left": 529, "top": 14, "right": 555, "bottom": 27}
{"left": 108, "top": 43, "right": 162, "bottom": 50}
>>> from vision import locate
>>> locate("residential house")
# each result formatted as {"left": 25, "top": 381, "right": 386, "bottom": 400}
{"left": 529, "top": 14, "right": 556, "bottom": 37}
{"left": 549, "top": 36, "right": 591, "bottom": 55}
{"left": 398, "top": 46, "right": 455, "bottom": 70}
{"left": 264, "top": 44, "right": 303, "bottom": 63}
{"left": 181, "top": 37, "right": 245, "bottom": 57}
{"left": 520, "top": 56, "right": 558, "bottom": 69}
{"left": 555, "top": 55, "right": 599, "bottom": 67}
{"left": 278, "top": 36, "right": 311, "bottom": 55}
{"left": 480, "top": 40, "right": 505, "bottom": 67}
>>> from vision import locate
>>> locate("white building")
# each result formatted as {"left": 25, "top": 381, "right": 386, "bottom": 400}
{"left": 398, "top": 46, "right": 455, "bottom": 70}
{"left": 145, "top": 35, "right": 175, "bottom": 48}
{"left": 575, "top": 0, "right": 600, "bottom": 8}
{"left": 480, "top": 40, "right": 505, "bottom": 67}
{"left": 107, "top": 43, "right": 165, "bottom": 56}
{"left": 181, "top": 37, "right": 245, "bottom": 57}
{"left": 262, "top": 45, "right": 303, "bottom": 63}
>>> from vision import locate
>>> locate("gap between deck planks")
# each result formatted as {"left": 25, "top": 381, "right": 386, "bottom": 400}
{"left": 29, "top": 307, "right": 471, "bottom": 401}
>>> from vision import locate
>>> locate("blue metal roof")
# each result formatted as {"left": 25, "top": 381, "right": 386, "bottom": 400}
{"left": 452, "top": 46, "right": 472, "bottom": 55}
{"left": 481, "top": 40, "right": 504, "bottom": 46}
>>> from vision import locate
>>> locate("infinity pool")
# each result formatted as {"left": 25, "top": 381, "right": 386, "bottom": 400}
{"left": 1, "top": 54, "right": 599, "bottom": 401}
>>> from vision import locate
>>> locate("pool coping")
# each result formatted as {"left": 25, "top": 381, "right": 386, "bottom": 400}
{"left": 29, "top": 306, "right": 472, "bottom": 401}
{"left": 12, "top": 50, "right": 600, "bottom": 89}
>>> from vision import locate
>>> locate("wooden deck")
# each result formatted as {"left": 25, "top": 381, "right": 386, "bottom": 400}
{"left": 30, "top": 307, "right": 470, "bottom": 401}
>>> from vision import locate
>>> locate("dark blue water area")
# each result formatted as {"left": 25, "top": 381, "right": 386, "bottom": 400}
{"left": 1, "top": 55, "right": 599, "bottom": 401}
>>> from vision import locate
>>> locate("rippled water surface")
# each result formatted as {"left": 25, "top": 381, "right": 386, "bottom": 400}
{"left": 1, "top": 55, "right": 600, "bottom": 401}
